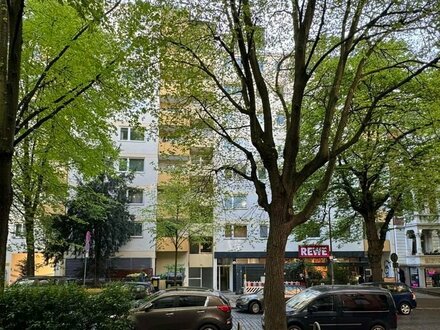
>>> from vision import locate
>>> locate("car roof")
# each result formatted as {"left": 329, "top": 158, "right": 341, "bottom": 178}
{"left": 161, "top": 289, "right": 219, "bottom": 297}
{"left": 307, "top": 285, "right": 390, "bottom": 293}
{"left": 165, "top": 286, "right": 214, "bottom": 292}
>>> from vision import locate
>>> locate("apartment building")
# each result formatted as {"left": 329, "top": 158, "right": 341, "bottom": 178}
{"left": 391, "top": 213, "right": 440, "bottom": 288}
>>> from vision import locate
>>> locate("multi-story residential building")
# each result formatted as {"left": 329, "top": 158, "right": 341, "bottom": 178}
{"left": 61, "top": 114, "right": 159, "bottom": 278}
{"left": 391, "top": 213, "right": 440, "bottom": 288}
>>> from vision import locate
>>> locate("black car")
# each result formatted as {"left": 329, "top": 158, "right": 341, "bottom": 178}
{"left": 262, "top": 285, "right": 397, "bottom": 330}
{"left": 130, "top": 288, "right": 232, "bottom": 330}
{"left": 361, "top": 282, "right": 417, "bottom": 315}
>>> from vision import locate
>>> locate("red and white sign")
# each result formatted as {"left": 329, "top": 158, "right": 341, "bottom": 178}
{"left": 298, "top": 245, "right": 330, "bottom": 258}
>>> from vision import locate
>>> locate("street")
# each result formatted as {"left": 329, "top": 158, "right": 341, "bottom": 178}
{"left": 231, "top": 293, "right": 440, "bottom": 330}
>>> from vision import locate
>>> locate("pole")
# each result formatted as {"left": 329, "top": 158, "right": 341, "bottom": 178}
{"left": 328, "top": 206, "right": 334, "bottom": 286}
{"left": 83, "top": 255, "right": 87, "bottom": 286}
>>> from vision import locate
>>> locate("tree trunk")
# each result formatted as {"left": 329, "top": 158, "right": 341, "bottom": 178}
{"left": 24, "top": 211, "right": 36, "bottom": 276}
{"left": 263, "top": 209, "right": 291, "bottom": 330}
{"left": 0, "top": 0, "right": 24, "bottom": 291}
{"left": 365, "top": 213, "right": 385, "bottom": 282}
{"left": 174, "top": 242, "right": 178, "bottom": 287}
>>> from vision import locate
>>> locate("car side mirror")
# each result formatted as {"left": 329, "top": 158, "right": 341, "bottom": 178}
{"left": 141, "top": 303, "right": 153, "bottom": 312}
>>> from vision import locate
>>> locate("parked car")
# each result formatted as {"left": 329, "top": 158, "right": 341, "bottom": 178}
{"left": 165, "top": 272, "right": 184, "bottom": 287}
{"left": 235, "top": 285, "right": 305, "bottom": 314}
{"left": 262, "top": 285, "right": 398, "bottom": 330}
{"left": 129, "top": 288, "right": 232, "bottom": 330}
{"left": 123, "top": 281, "right": 156, "bottom": 300}
{"left": 13, "top": 276, "right": 78, "bottom": 286}
{"left": 361, "top": 282, "right": 417, "bottom": 315}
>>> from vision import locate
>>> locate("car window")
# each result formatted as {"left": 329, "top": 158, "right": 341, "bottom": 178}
{"left": 153, "top": 296, "right": 176, "bottom": 309}
{"left": 341, "top": 293, "right": 389, "bottom": 311}
{"left": 286, "top": 289, "right": 320, "bottom": 311}
{"left": 311, "top": 295, "right": 335, "bottom": 312}
{"left": 178, "top": 295, "right": 207, "bottom": 307}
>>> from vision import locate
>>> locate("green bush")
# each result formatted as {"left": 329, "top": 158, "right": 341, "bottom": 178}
{"left": 0, "top": 284, "right": 133, "bottom": 330}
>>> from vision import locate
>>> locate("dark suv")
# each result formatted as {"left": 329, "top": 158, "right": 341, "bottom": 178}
{"left": 361, "top": 282, "right": 417, "bottom": 315}
{"left": 130, "top": 288, "right": 232, "bottom": 330}
{"left": 262, "top": 285, "right": 397, "bottom": 330}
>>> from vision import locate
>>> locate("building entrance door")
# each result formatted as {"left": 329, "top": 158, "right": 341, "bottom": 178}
{"left": 217, "top": 265, "right": 230, "bottom": 291}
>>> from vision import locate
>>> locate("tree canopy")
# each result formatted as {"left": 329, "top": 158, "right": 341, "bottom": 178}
{"left": 153, "top": 1, "right": 440, "bottom": 328}
{"left": 44, "top": 172, "right": 134, "bottom": 281}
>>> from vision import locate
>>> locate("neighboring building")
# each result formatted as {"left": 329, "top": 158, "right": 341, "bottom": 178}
{"left": 391, "top": 213, "right": 440, "bottom": 288}
{"left": 62, "top": 114, "right": 159, "bottom": 278}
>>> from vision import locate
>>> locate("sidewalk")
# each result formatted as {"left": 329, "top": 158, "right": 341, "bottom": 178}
{"left": 414, "top": 287, "right": 440, "bottom": 297}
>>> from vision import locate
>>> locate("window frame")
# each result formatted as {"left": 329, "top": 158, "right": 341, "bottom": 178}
{"left": 118, "top": 157, "right": 145, "bottom": 173}
{"left": 224, "top": 194, "right": 247, "bottom": 209}
{"left": 127, "top": 188, "right": 144, "bottom": 204}
{"left": 119, "top": 126, "right": 145, "bottom": 142}
{"left": 224, "top": 224, "right": 247, "bottom": 239}
{"left": 130, "top": 222, "right": 143, "bottom": 238}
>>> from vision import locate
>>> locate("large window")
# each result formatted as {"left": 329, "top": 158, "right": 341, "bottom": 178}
{"left": 118, "top": 158, "right": 144, "bottom": 172}
{"left": 224, "top": 194, "right": 247, "bottom": 209}
{"left": 128, "top": 188, "right": 143, "bottom": 204}
{"left": 120, "top": 127, "right": 145, "bottom": 141}
{"left": 225, "top": 224, "right": 247, "bottom": 238}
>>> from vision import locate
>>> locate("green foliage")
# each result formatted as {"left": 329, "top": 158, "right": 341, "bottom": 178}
{"left": 0, "top": 284, "right": 133, "bottom": 330}
{"left": 43, "top": 172, "right": 134, "bottom": 278}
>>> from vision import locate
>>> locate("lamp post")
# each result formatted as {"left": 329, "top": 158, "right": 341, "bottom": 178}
{"left": 328, "top": 206, "right": 335, "bottom": 286}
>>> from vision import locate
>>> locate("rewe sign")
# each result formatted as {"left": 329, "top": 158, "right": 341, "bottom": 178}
{"left": 298, "top": 245, "right": 330, "bottom": 258}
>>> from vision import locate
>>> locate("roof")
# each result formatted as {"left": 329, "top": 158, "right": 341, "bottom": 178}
{"left": 307, "top": 285, "right": 389, "bottom": 293}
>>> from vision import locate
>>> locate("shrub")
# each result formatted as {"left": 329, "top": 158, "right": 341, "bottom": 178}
{"left": 0, "top": 284, "right": 133, "bottom": 330}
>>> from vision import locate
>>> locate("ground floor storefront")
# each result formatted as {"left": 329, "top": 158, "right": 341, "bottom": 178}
{"left": 214, "top": 251, "right": 369, "bottom": 293}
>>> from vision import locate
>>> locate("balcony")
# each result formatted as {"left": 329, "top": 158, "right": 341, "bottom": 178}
{"left": 156, "top": 237, "right": 189, "bottom": 252}
{"left": 405, "top": 254, "right": 440, "bottom": 266}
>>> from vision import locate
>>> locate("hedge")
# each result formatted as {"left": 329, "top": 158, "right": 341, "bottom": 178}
{"left": 0, "top": 284, "right": 134, "bottom": 330}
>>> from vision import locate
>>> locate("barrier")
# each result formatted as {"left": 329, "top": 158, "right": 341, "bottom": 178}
{"left": 243, "top": 281, "right": 302, "bottom": 293}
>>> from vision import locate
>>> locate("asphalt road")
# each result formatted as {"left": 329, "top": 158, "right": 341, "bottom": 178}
{"left": 231, "top": 293, "right": 440, "bottom": 330}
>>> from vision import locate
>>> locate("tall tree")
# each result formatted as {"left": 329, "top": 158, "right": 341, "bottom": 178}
{"left": 145, "top": 171, "right": 214, "bottom": 285}
{"left": 0, "top": 0, "right": 157, "bottom": 287}
{"left": 155, "top": 1, "right": 440, "bottom": 328}
{"left": 333, "top": 70, "right": 440, "bottom": 282}
{"left": 43, "top": 172, "right": 134, "bottom": 283}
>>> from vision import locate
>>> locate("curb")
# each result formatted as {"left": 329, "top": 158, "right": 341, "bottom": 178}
{"left": 414, "top": 288, "right": 440, "bottom": 297}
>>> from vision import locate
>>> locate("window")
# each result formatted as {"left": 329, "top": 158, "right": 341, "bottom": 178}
{"left": 130, "top": 222, "right": 143, "bottom": 237}
{"left": 178, "top": 295, "right": 207, "bottom": 307}
{"left": 224, "top": 194, "right": 247, "bottom": 209}
{"left": 190, "top": 237, "right": 213, "bottom": 253}
{"left": 128, "top": 188, "right": 143, "bottom": 204}
{"left": 260, "top": 224, "right": 268, "bottom": 238}
{"left": 201, "top": 238, "right": 213, "bottom": 252}
{"left": 118, "top": 158, "right": 144, "bottom": 172}
{"left": 258, "top": 167, "right": 267, "bottom": 180}
{"left": 311, "top": 295, "right": 335, "bottom": 312}
{"left": 341, "top": 294, "right": 388, "bottom": 311}
{"left": 224, "top": 224, "right": 247, "bottom": 238}
{"left": 153, "top": 296, "right": 176, "bottom": 309}
{"left": 14, "top": 223, "right": 25, "bottom": 237}
{"left": 120, "top": 127, "right": 144, "bottom": 141}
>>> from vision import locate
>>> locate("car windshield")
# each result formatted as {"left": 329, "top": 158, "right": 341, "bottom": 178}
{"left": 286, "top": 289, "right": 320, "bottom": 311}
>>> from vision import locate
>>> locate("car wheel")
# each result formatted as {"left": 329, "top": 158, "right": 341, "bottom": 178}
{"left": 370, "top": 325, "right": 386, "bottom": 330}
{"left": 249, "top": 301, "right": 261, "bottom": 314}
{"left": 199, "top": 325, "right": 218, "bottom": 330}
{"left": 287, "top": 325, "right": 303, "bottom": 330}
{"left": 399, "top": 302, "right": 412, "bottom": 315}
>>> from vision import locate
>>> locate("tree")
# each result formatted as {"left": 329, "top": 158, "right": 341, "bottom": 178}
{"left": 44, "top": 172, "right": 134, "bottom": 283}
{"left": 146, "top": 171, "right": 214, "bottom": 286}
{"left": 333, "top": 70, "right": 440, "bottom": 281}
{"left": 155, "top": 1, "right": 440, "bottom": 328}
{"left": 0, "top": 0, "right": 157, "bottom": 288}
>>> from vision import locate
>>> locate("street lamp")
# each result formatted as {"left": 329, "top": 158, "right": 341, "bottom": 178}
{"left": 328, "top": 206, "right": 335, "bottom": 286}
